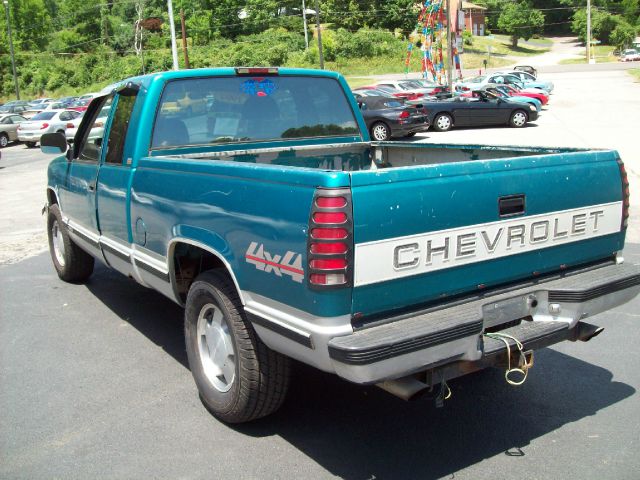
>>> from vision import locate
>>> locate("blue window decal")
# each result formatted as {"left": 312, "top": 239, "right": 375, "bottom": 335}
{"left": 240, "top": 78, "right": 277, "bottom": 97}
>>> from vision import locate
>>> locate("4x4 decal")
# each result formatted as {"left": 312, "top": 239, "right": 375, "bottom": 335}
{"left": 245, "top": 242, "right": 304, "bottom": 283}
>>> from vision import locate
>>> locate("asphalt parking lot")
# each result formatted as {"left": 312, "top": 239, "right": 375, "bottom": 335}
{"left": 1, "top": 67, "right": 640, "bottom": 479}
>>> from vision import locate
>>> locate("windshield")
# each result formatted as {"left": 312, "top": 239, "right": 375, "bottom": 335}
{"left": 152, "top": 76, "right": 360, "bottom": 148}
{"left": 32, "top": 112, "right": 56, "bottom": 121}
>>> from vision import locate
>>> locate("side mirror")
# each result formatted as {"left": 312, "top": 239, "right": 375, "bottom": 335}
{"left": 40, "top": 132, "right": 68, "bottom": 155}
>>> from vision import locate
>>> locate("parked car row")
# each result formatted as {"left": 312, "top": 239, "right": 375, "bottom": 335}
{"left": 350, "top": 68, "right": 553, "bottom": 140}
{"left": 0, "top": 92, "right": 104, "bottom": 147}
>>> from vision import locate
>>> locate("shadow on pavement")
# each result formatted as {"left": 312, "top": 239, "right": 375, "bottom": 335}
{"left": 83, "top": 258, "right": 635, "bottom": 480}
{"left": 85, "top": 262, "right": 188, "bottom": 368}
{"left": 237, "top": 354, "right": 633, "bottom": 480}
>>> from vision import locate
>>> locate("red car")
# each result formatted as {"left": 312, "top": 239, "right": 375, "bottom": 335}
{"left": 355, "top": 85, "right": 424, "bottom": 101}
{"left": 67, "top": 99, "right": 92, "bottom": 112}
{"left": 497, "top": 84, "right": 549, "bottom": 105}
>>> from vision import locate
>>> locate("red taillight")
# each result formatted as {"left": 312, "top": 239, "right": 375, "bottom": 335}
{"left": 316, "top": 196, "right": 346, "bottom": 208}
{"left": 40, "top": 123, "right": 49, "bottom": 129}
{"left": 309, "top": 273, "right": 347, "bottom": 286}
{"left": 308, "top": 189, "right": 352, "bottom": 288}
{"left": 618, "top": 158, "right": 630, "bottom": 229}
{"left": 310, "top": 258, "right": 347, "bottom": 269}
{"left": 399, "top": 110, "right": 411, "bottom": 119}
{"left": 311, "top": 228, "right": 348, "bottom": 240}
{"left": 313, "top": 212, "right": 347, "bottom": 224}
{"left": 310, "top": 242, "right": 348, "bottom": 254}
{"left": 66, "top": 122, "right": 75, "bottom": 129}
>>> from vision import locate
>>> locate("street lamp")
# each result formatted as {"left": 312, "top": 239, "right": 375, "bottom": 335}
{"left": 3, "top": 0, "right": 19, "bottom": 99}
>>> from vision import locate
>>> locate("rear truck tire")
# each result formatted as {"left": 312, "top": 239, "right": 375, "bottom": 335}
{"left": 47, "top": 204, "right": 95, "bottom": 282}
{"left": 184, "top": 270, "right": 291, "bottom": 423}
{"left": 370, "top": 122, "right": 391, "bottom": 141}
{"left": 433, "top": 113, "right": 453, "bottom": 132}
{"left": 25, "top": 141, "right": 36, "bottom": 148}
{"left": 0, "top": 133, "right": 8, "bottom": 148}
{"left": 509, "top": 110, "right": 528, "bottom": 128}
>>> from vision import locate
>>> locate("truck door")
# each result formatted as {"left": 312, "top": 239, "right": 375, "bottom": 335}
{"left": 95, "top": 89, "right": 139, "bottom": 278}
{"left": 57, "top": 96, "right": 111, "bottom": 257}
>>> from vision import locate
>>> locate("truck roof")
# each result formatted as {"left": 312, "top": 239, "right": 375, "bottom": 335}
{"left": 105, "top": 67, "right": 344, "bottom": 93}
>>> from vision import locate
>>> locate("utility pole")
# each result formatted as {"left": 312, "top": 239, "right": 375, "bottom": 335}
{"left": 3, "top": 0, "right": 19, "bottom": 99}
{"left": 314, "top": 0, "right": 324, "bottom": 69}
{"left": 180, "top": 9, "right": 190, "bottom": 69}
{"left": 167, "top": 0, "right": 179, "bottom": 70}
{"left": 446, "top": 0, "right": 453, "bottom": 92}
{"left": 586, "top": 0, "right": 591, "bottom": 63}
{"left": 302, "top": 0, "right": 309, "bottom": 50}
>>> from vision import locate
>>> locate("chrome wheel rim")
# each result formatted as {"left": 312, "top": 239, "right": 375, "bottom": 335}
{"left": 197, "top": 303, "right": 235, "bottom": 392}
{"left": 512, "top": 112, "right": 527, "bottom": 127}
{"left": 51, "top": 220, "right": 66, "bottom": 267}
{"left": 0, "top": 135, "right": 7, "bottom": 147}
{"left": 436, "top": 115, "right": 451, "bottom": 130}
{"left": 372, "top": 124, "right": 388, "bottom": 141}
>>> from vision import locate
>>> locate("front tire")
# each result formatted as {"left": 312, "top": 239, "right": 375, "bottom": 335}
{"left": 47, "top": 204, "right": 95, "bottom": 282}
{"left": 0, "top": 133, "right": 8, "bottom": 148}
{"left": 185, "top": 270, "right": 291, "bottom": 423}
{"left": 370, "top": 122, "right": 391, "bottom": 141}
{"left": 433, "top": 113, "right": 453, "bottom": 132}
{"left": 509, "top": 110, "right": 528, "bottom": 128}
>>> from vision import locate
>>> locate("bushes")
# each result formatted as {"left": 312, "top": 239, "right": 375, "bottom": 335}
{"left": 463, "top": 30, "right": 473, "bottom": 46}
{"left": 0, "top": 27, "right": 409, "bottom": 100}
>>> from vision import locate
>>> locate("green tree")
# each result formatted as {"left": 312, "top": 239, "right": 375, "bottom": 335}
{"left": 610, "top": 20, "right": 638, "bottom": 49}
{"left": 497, "top": 2, "right": 545, "bottom": 47}
{"left": 571, "top": 9, "right": 627, "bottom": 44}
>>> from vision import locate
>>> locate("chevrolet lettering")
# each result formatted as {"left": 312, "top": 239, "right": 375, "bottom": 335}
{"left": 42, "top": 67, "right": 640, "bottom": 424}
{"left": 356, "top": 203, "right": 619, "bottom": 286}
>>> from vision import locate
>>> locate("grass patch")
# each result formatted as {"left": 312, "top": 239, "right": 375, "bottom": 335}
{"left": 559, "top": 44, "right": 617, "bottom": 64}
{"left": 629, "top": 69, "right": 640, "bottom": 82}
{"left": 298, "top": 52, "right": 512, "bottom": 83}
{"left": 464, "top": 34, "right": 551, "bottom": 58}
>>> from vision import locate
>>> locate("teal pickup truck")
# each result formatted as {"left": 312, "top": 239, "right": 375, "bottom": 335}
{"left": 42, "top": 68, "right": 640, "bottom": 423}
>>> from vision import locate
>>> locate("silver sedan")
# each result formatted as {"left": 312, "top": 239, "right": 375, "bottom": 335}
{"left": 17, "top": 110, "right": 82, "bottom": 147}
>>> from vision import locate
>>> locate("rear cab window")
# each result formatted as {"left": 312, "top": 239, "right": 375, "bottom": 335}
{"left": 151, "top": 76, "right": 360, "bottom": 149}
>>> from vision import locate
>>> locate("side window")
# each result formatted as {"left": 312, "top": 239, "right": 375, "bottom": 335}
{"left": 105, "top": 94, "right": 137, "bottom": 165}
{"left": 59, "top": 112, "right": 70, "bottom": 122}
{"left": 1, "top": 117, "right": 11, "bottom": 124}
{"left": 11, "top": 115, "right": 25, "bottom": 123}
{"left": 77, "top": 97, "right": 112, "bottom": 163}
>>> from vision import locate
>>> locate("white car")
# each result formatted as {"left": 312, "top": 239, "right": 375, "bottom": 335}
{"left": 375, "top": 80, "right": 436, "bottom": 98}
{"left": 28, "top": 98, "right": 55, "bottom": 108}
{"left": 78, "top": 92, "right": 101, "bottom": 102}
{"left": 17, "top": 109, "right": 82, "bottom": 147}
{"left": 65, "top": 105, "right": 111, "bottom": 143}
{"left": 619, "top": 49, "right": 640, "bottom": 62}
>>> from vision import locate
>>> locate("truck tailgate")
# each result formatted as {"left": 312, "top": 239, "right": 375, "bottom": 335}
{"left": 350, "top": 149, "right": 626, "bottom": 317}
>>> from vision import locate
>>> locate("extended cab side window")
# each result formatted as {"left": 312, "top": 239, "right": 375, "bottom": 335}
{"left": 77, "top": 97, "right": 112, "bottom": 163}
{"left": 105, "top": 94, "right": 137, "bottom": 165}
